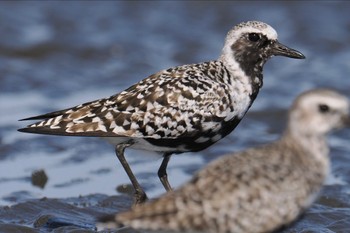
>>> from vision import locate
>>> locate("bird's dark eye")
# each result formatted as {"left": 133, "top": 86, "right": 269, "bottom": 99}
{"left": 248, "top": 33, "right": 260, "bottom": 42}
{"left": 318, "top": 104, "right": 330, "bottom": 113}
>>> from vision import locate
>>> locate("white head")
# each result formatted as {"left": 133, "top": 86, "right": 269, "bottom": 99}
{"left": 287, "top": 89, "right": 350, "bottom": 137}
{"left": 226, "top": 21, "right": 278, "bottom": 43}
{"left": 220, "top": 21, "right": 305, "bottom": 78}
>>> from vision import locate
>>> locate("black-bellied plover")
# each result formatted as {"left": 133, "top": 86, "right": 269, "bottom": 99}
{"left": 18, "top": 21, "right": 305, "bottom": 204}
{"left": 101, "top": 89, "right": 350, "bottom": 233}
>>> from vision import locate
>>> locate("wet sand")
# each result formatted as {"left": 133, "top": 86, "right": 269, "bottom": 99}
{"left": 1, "top": 185, "right": 349, "bottom": 232}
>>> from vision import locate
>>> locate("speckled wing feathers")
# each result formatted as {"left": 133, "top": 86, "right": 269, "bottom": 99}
{"left": 116, "top": 142, "right": 326, "bottom": 233}
{"left": 19, "top": 61, "right": 247, "bottom": 149}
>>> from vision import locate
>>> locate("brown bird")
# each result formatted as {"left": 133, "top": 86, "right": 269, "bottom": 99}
{"left": 100, "top": 89, "right": 350, "bottom": 233}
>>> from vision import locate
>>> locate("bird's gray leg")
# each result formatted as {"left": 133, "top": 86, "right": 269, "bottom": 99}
{"left": 115, "top": 143, "right": 147, "bottom": 205}
{"left": 158, "top": 152, "right": 173, "bottom": 191}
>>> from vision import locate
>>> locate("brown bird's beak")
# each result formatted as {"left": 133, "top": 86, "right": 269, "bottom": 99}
{"left": 271, "top": 41, "right": 305, "bottom": 59}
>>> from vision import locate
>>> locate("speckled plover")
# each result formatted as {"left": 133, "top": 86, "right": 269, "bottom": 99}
{"left": 101, "top": 89, "right": 350, "bottom": 233}
{"left": 18, "top": 21, "right": 305, "bottom": 204}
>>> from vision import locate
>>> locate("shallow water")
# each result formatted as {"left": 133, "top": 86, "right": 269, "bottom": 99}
{"left": 1, "top": 1, "right": 350, "bottom": 232}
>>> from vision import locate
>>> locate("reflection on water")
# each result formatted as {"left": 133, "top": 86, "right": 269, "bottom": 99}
{"left": 0, "top": 1, "right": 350, "bottom": 232}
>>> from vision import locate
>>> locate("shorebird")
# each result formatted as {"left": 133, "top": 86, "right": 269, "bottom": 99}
{"left": 18, "top": 21, "right": 304, "bottom": 204}
{"left": 102, "top": 89, "right": 350, "bottom": 233}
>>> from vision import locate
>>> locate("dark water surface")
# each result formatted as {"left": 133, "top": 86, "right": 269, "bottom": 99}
{"left": 1, "top": 1, "right": 350, "bottom": 232}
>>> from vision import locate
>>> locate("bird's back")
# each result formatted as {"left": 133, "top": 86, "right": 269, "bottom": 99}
{"left": 115, "top": 140, "right": 327, "bottom": 233}
{"left": 19, "top": 61, "right": 254, "bottom": 153}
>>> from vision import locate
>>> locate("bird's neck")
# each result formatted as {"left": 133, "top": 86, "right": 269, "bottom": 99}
{"left": 219, "top": 54, "right": 264, "bottom": 94}
{"left": 281, "top": 129, "right": 330, "bottom": 175}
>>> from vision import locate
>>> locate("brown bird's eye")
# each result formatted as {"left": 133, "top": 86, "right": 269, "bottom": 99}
{"left": 248, "top": 33, "right": 260, "bottom": 42}
{"left": 318, "top": 104, "right": 330, "bottom": 113}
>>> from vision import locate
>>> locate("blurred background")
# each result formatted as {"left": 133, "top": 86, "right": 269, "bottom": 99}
{"left": 0, "top": 1, "right": 350, "bottom": 232}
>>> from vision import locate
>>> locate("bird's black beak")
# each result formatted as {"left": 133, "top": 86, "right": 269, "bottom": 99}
{"left": 271, "top": 40, "right": 305, "bottom": 59}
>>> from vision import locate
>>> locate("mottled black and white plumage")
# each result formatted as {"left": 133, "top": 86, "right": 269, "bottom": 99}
{"left": 100, "top": 89, "right": 350, "bottom": 233}
{"left": 18, "top": 21, "right": 305, "bottom": 204}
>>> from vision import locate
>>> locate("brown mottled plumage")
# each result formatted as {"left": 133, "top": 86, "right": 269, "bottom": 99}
{"left": 18, "top": 21, "right": 304, "bottom": 204}
{"left": 100, "top": 89, "right": 350, "bottom": 233}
